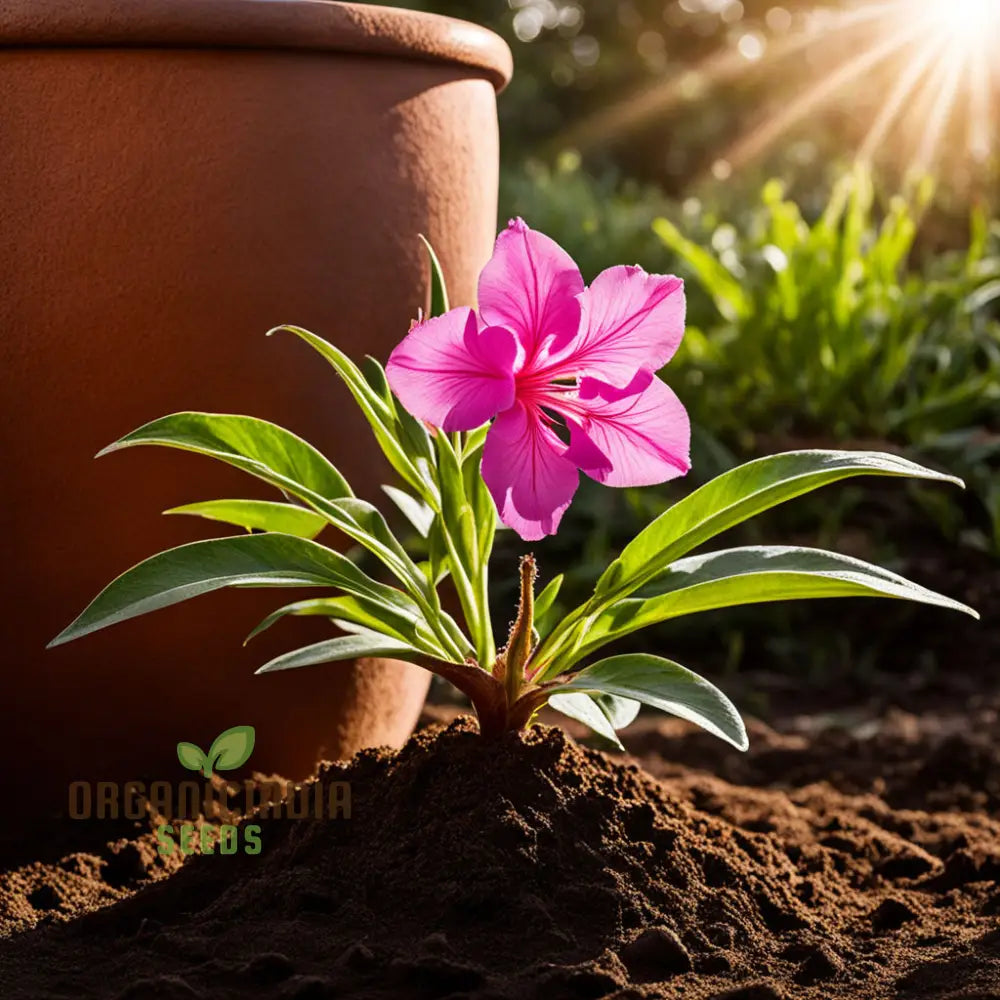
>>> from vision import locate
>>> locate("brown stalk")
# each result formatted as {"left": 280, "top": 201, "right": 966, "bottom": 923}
{"left": 415, "top": 555, "right": 560, "bottom": 739}
{"left": 413, "top": 656, "right": 508, "bottom": 740}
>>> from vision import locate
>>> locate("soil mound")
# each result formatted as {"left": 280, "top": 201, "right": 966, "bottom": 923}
{"left": 2, "top": 716, "right": 999, "bottom": 999}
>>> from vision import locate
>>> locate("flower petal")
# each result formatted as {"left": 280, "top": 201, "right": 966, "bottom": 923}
{"left": 386, "top": 308, "right": 518, "bottom": 432}
{"left": 567, "top": 371, "right": 691, "bottom": 487}
{"left": 478, "top": 218, "right": 585, "bottom": 365}
{"left": 546, "top": 265, "right": 685, "bottom": 386}
{"left": 481, "top": 404, "right": 579, "bottom": 541}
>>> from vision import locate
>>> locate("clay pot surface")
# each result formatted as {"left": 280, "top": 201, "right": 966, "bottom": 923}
{"left": 0, "top": 0, "right": 511, "bottom": 825}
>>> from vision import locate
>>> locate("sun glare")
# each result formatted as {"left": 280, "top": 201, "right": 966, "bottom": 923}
{"left": 927, "top": 0, "right": 1000, "bottom": 45}
{"left": 558, "top": 0, "right": 1000, "bottom": 186}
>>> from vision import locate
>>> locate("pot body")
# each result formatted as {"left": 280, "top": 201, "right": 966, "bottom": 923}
{"left": 0, "top": 2, "right": 510, "bottom": 826}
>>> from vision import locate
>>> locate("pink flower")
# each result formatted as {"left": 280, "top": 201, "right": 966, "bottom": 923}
{"left": 387, "top": 219, "right": 691, "bottom": 541}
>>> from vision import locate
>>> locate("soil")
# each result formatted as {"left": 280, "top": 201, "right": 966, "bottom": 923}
{"left": 2, "top": 703, "right": 1000, "bottom": 1000}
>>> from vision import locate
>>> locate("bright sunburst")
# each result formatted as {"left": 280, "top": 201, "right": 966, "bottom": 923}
{"left": 885, "top": 0, "right": 1000, "bottom": 167}
{"left": 928, "top": 0, "right": 998, "bottom": 44}
{"left": 560, "top": 0, "right": 1000, "bottom": 184}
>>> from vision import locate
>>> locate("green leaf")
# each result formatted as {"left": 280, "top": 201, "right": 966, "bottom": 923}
{"left": 270, "top": 326, "right": 429, "bottom": 498}
{"left": 327, "top": 497, "right": 427, "bottom": 592}
{"left": 49, "top": 532, "right": 424, "bottom": 648}
{"left": 363, "top": 354, "right": 435, "bottom": 468}
{"left": 209, "top": 725, "right": 256, "bottom": 770}
{"left": 462, "top": 440, "right": 497, "bottom": 567}
{"left": 534, "top": 574, "right": 564, "bottom": 621}
{"left": 598, "top": 451, "right": 963, "bottom": 601}
{"left": 99, "top": 412, "right": 352, "bottom": 503}
{"left": 97, "top": 411, "right": 429, "bottom": 600}
{"left": 552, "top": 654, "right": 748, "bottom": 751}
{"left": 435, "top": 430, "right": 469, "bottom": 531}
{"left": 547, "top": 692, "right": 639, "bottom": 751}
{"left": 427, "top": 519, "right": 450, "bottom": 586}
{"left": 165, "top": 499, "right": 327, "bottom": 540}
{"left": 432, "top": 428, "right": 493, "bottom": 667}
{"left": 245, "top": 594, "right": 443, "bottom": 652}
{"left": 419, "top": 234, "right": 451, "bottom": 317}
{"left": 461, "top": 424, "right": 490, "bottom": 460}
{"left": 176, "top": 742, "right": 206, "bottom": 772}
{"left": 569, "top": 546, "right": 978, "bottom": 666}
{"left": 382, "top": 485, "right": 435, "bottom": 538}
{"left": 246, "top": 597, "right": 344, "bottom": 641}
{"left": 361, "top": 355, "right": 395, "bottom": 408}
{"left": 256, "top": 633, "right": 424, "bottom": 674}
{"left": 399, "top": 424, "right": 436, "bottom": 477}
{"left": 642, "top": 546, "right": 977, "bottom": 610}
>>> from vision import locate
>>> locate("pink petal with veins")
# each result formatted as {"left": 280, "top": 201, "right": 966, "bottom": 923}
{"left": 386, "top": 308, "right": 518, "bottom": 432}
{"left": 481, "top": 404, "right": 580, "bottom": 541}
{"left": 568, "top": 371, "right": 691, "bottom": 487}
{"left": 544, "top": 265, "right": 685, "bottom": 387}
{"left": 478, "top": 218, "right": 584, "bottom": 366}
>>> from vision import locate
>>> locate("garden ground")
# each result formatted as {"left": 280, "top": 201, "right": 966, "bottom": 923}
{"left": 1, "top": 587, "right": 998, "bottom": 1000}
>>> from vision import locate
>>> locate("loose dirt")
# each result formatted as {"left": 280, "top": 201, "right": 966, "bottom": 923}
{"left": 2, "top": 705, "right": 998, "bottom": 999}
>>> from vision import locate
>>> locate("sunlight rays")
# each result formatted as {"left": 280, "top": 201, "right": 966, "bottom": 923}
{"left": 925, "top": 0, "right": 998, "bottom": 45}
{"left": 719, "top": 17, "right": 929, "bottom": 174}
{"left": 555, "top": 0, "right": 1000, "bottom": 184}
{"left": 857, "top": 32, "right": 946, "bottom": 164}
{"left": 914, "top": 42, "right": 966, "bottom": 171}
{"left": 967, "top": 41, "right": 992, "bottom": 162}
{"left": 556, "top": 3, "right": 889, "bottom": 153}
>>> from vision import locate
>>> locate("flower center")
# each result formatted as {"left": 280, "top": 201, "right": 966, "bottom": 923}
{"left": 514, "top": 370, "right": 574, "bottom": 403}
{"left": 514, "top": 370, "right": 589, "bottom": 429}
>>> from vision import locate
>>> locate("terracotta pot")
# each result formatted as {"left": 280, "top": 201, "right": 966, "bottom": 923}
{"left": 0, "top": 0, "right": 511, "bottom": 825}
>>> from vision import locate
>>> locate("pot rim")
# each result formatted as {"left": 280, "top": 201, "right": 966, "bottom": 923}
{"left": 0, "top": 0, "right": 513, "bottom": 92}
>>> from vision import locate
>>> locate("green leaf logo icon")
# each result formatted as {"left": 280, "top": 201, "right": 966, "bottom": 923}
{"left": 176, "top": 741, "right": 207, "bottom": 772}
{"left": 176, "top": 725, "right": 256, "bottom": 778}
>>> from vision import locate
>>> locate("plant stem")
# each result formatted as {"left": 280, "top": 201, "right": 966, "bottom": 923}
{"left": 414, "top": 653, "right": 507, "bottom": 738}
{"left": 439, "top": 529, "right": 489, "bottom": 666}
{"left": 474, "top": 555, "right": 496, "bottom": 669}
{"left": 504, "top": 555, "right": 536, "bottom": 706}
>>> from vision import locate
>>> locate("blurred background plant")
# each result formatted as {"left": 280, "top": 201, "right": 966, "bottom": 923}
{"left": 657, "top": 168, "right": 1000, "bottom": 550}
{"left": 358, "top": 0, "right": 1000, "bottom": 709}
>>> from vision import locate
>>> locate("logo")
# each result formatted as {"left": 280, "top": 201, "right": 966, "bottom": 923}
{"left": 68, "top": 724, "right": 350, "bottom": 858}
{"left": 161, "top": 724, "right": 261, "bottom": 856}
{"left": 176, "top": 724, "right": 256, "bottom": 778}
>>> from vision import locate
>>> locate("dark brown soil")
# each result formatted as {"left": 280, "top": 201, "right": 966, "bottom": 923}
{"left": 2, "top": 706, "right": 1000, "bottom": 1000}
